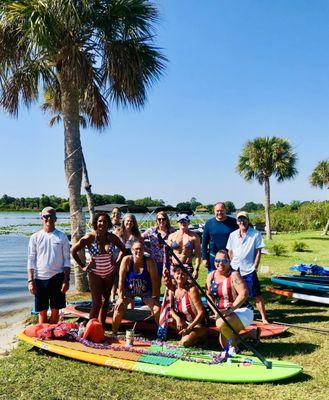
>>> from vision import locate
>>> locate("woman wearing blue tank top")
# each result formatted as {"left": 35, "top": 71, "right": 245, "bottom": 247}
{"left": 112, "top": 240, "right": 160, "bottom": 334}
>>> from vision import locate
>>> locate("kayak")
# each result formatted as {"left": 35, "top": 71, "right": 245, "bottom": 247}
{"left": 18, "top": 331, "right": 302, "bottom": 383}
{"left": 63, "top": 303, "right": 288, "bottom": 338}
{"left": 266, "top": 286, "right": 329, "bottom": 305}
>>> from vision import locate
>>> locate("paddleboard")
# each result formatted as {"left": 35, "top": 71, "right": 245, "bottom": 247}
{"left": 271, "top": 275, "right": 329, "bottom": 293}
{"left": 63, "top": 304, "right": 287, "bottom": 338}
{"left": 266, "top": 286, "right": 329, "bottom": 305}
{"left": 18, "top": 332, "right": 302, "bottom": 383}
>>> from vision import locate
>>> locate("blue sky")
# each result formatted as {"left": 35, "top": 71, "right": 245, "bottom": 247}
{"left": 1, "top": 0, "right": 328, "bottom": 208}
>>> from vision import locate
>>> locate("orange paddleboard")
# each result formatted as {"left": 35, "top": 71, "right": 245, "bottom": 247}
{"left": 64, "top": 304, "right": 288, "bottom": 338}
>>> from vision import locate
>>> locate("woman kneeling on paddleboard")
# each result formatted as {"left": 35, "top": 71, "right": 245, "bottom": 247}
{"left": 206, "top": 250, "right": 254, "bottom": 348}
{"left": 112, "top": 240, "right": 160, "bottom": 334}
{"left": 71, "top": 212, "right": 125, "bottom": 326}
{"left": 169, "top": 266, "right": 207, "bottom": 347}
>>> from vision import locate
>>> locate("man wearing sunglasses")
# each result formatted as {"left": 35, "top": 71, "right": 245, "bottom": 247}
{"left": 202, "top": 202, "right": 238, "bottom": 273}
{"left": 27, "top": 207, "right": 71, "bottom": 324}
{"left": 226, "top": 211, "right": 268, "bottom": 324}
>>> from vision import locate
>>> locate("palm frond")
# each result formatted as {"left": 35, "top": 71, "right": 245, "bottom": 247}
{"left": 103, "top": 38, "right": 166, "bottom": 108}
{"left": 310, "top": 160, "right": 329, "bottom": 189}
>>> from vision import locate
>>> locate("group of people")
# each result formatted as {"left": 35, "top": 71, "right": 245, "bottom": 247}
{"left": 27, "top": 202, "right": 268, "bottom": 349}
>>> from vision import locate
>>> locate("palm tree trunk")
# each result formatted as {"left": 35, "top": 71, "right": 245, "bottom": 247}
{"left": 60, "top": 83, "right": 88, "bottom": 292}
{"left": 264, "top": 177, "right": 272, "bottom": 240}
{"left": 82, "top": 152, "right": 95, "bottom": 225}
{"left": 323, "top": 218, "right": 329, "bottom": 235}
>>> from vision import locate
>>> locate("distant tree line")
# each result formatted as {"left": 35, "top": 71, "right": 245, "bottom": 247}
{"left": 0, "top": 194, "right": 166, "bottom": 212}
{"left": 1, "top": 194, "right": 317, "bottom": 215}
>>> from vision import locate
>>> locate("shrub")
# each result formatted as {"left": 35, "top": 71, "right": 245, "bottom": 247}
{"left": 270, "top": 243, "right": 287, "bottom": 256}
{"left": 292, "top": 241, "right": 309, "bottom": 252}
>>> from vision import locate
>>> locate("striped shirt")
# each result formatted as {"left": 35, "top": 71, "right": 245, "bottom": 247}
{"left": 87, "top": 238, "right": 115, "bottom": 278}
{"left": 210, "top": 270, "right": 237, "bottom": 309}
{"left": 174, "top": 290, "right": 197, "bottom": 323}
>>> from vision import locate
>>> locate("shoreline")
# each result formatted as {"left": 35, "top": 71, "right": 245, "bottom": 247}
{"left": 0, "top": 307, "right": 31, "bottom": 357}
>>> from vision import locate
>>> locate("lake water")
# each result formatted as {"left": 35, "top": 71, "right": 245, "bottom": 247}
{"left": 0, "top": 212, "right": 72, "bottom": 314}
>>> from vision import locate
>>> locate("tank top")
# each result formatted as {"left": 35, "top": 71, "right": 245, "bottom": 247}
{"left": 87, "top": 236, "right": 115, "bottom": 278}
{"left": 124, "top": 256, "right": 152, "bottom": 296}
{"left": 210, "top": 270, "right": 251, "bottom": 309}
{"left": 174, "top": 290, "right": 197, "bottom": 323}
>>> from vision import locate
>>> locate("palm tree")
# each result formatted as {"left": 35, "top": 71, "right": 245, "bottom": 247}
{"left": 309, "top": 160, "right": 329, "bottom": 234}
{"left": 0, "top": 0, "right": 166, "bottom": 291}
{"left": 237, "top": 137, "right": 298, "bottom": 239}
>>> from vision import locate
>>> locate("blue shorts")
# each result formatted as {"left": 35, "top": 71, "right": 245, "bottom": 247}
{"left": 34, "top": 272, "right": 66, "bottom": 312}
{"left": 243, "top": 270, "right": 262, "bottom": 298}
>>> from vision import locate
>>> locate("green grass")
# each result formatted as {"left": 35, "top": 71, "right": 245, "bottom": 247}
{"left": 0, "top": 231, "right": 328, "bottom": 400}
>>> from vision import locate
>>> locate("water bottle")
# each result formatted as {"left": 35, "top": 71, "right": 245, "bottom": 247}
{"left": 78, "top": 322, "right": 85, "bottom": 338}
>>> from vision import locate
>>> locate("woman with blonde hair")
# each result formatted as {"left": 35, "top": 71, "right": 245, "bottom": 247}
{"left": 115, "top": 213, "right": 142, "bottom": 255}
{"left": 142, "top": 211, "right": 174, "bottom": 290}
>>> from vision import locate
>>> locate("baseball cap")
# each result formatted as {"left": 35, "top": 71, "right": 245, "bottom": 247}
{"left": 236, "top": 211, "right": 249, "bottom": 220}
{"left": 177, "top": 213, "right": 190, "bottom": 223}
{"left": 41, "top": 207, "right": 57, "bottom": 217}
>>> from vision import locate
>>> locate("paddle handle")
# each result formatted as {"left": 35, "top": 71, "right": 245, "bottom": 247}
{"left": 271, "top": 321, "right": 329, "bottom": 334}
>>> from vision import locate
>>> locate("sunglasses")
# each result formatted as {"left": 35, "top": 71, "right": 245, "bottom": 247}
{"left": 157, "top": 218, "right": 166, "bottom": 221}
{"left": 237, "top": 217, "right": 248, "bottom": 223}
{"left": 214, "top": 258, "right": 229, "bottom": 264}
{"left": 42, "top": 214, "right": 55, "bottom": 220}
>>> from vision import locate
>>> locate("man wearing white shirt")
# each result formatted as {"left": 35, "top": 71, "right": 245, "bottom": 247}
{"left": 27, "top": 207, "right": 71, "bottom": 323}
{"left": 226, "top": 211, "right": 268, "bottom": 324}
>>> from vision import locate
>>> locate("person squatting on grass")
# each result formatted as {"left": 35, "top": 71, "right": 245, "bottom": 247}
{"left": 71, "top": 212, "right": 125, "bottom": 326}
{"left": 226, "top": 211, "right": 268, "bottom": 324}
{"left": 112, "top": 240, "right": 160, "bottom": 334}
{"left": 206, "top": 249, "right": 255, "bottom": 348}
{"left": 27, "top": 207, "right": 71, "bottom": 324}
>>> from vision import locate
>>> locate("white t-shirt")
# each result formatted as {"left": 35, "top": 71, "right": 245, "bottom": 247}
{"left": 27, "top": 229, "right": 71, "bottom": 280}
{"left": 226, "top": 227, "right": 264, "bottom": 276}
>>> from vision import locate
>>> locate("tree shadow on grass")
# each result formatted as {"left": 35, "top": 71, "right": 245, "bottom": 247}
{"left": 278, "top": 314, "right": 329, "bottom": 325}
{"left": 272, "top": 371, "right": 312, "bottom": 385}
{"left": 299, "top": 236, "right": 329, "bottom": 241}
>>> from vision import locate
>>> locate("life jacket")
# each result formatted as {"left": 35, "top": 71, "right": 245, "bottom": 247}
{"left": 82, "top": 318, "right": 105, "bottom": 343}
{"left": 24, "top": 322, "right": 78, "bottom": 339}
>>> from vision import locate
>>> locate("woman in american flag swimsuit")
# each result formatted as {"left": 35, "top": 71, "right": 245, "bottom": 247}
{"left": 71, "top": 212, "right": 125, "bottom": 326}
{"left": 206, "top": 249, "right": 254, "bottom": 348}
{"left": 169, "top": 266, "right": 207, "bottom": 347}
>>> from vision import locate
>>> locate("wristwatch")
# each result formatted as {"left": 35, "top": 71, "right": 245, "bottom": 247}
{"left": 226, "top": 306, "right": 235, "bottom": 315}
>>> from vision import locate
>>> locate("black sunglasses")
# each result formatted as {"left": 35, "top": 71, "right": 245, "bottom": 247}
{"left": 42, "top": 214, "right": 55, "bottom": 220}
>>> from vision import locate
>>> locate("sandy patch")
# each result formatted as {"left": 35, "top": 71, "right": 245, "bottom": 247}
{"left": 0, "top": 308, "right": 30, "bottom": 357}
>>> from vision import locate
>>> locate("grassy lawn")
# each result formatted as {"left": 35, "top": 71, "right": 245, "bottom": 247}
{"left": 0, "top": 231, "right": 328, "bottom": 400}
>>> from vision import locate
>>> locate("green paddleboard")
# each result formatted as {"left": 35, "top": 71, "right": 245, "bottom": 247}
{"left": 18, "top": 332, "right": 302, "bottom": 383}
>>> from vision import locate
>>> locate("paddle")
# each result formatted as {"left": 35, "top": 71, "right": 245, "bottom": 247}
{"left": 158, "top": 233, "right": 272, "bottom": 369}
{"left": 270, "top": 320, "right": 329, "bottom": 334}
